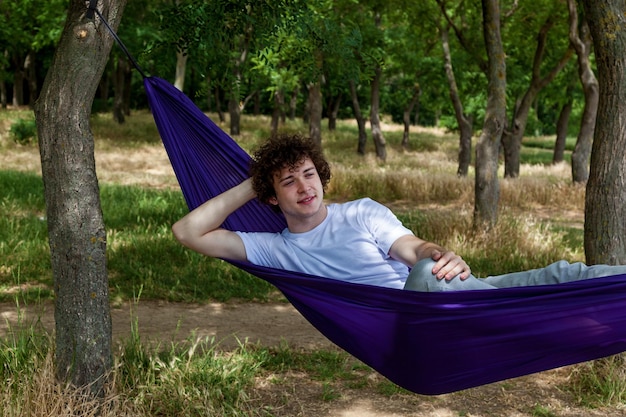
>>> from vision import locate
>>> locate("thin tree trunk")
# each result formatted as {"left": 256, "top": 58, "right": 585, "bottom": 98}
{"left": 401, "top": 86, "right": 420, "bottom": 149}
{"left": 502, "top": 17, "right": 573, "bottom": 178}
{"left": 98, "top": 66, "right": 110, "bottom": 111}
{"left": 308, "top": 81, "right": 322, "bottom": 146}
{"left": 349, "top": 80, "right": 368, "bottom": 155}
{"left": 568, "top": 0, "right": 598, "bottom": 183}
{"left": 370, "top": 65, "right": 387, "bottom": 161}
{"left": 289, "top": 87, "right": 298, "bottom": 120}
{"left": 25, "top": 51, "right": 38, "bottom": 108}
{"left": 113, "top": 56, "right": 127, "bottom": 124}
{"left": 0, "top": 79, "right": 6, "bottom": 108}
{"left": 440, "top": 24, "right": 473, "bottom": 176}
{"left": 174, "top": 50, "right": 187, "bottom": 92}
{"left": 581, "top": 0, "right": 626, "bottom": 264}
{"left": 228, "top": 96, "right": 241, "bottom": 135}
{"left": 327, "top": 93, "right": 341, "bottom": 131}
{"left": 253, "top": 90, "right": 261, "bottom": 115}
{"left": 553, "top": 92, "right": 573, "bottom": 164}
{"left": 214, "top": 87, "right": 225, "bottom": 123}
{"left": 228, "top": 37, "right": 249, "bottom": 136}
{"left": 474, "top": 0, "right": 506, "bottom": 228}
{"left": 33, "top": 0, "right": 124, "bottom": 397}
{"left": 270, "top": 90, "right": 284, "bottom": 136}
{"left": 123, "top": 63, "right": 131, "bottom": 116}
{"left": 12, "top": 53, "right": 24, "bottom": 106}
{"left": 1, "top": 50, "right": 6, "bottom": 108}
{"left": 370, "top": 12, "right": 386, "bottom": 161}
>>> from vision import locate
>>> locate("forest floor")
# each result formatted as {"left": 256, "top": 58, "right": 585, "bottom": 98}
{"left": 1, "top": 125, "right": 624, "bottom": 416}
{"left": 1, "top": 298, "right": 625, "bottom": 417}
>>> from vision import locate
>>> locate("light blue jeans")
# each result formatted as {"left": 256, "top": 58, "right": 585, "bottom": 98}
{"left": 403, "top": 259, "right": 626, "bottom": 292}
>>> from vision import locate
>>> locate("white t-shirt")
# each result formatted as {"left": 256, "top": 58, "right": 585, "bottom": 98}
{"left": 235, "top": 198, "right": 413, "bottom": 289}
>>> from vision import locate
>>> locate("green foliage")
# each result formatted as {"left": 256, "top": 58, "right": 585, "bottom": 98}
{"left": 9, "top": 119, "right": 37, "bottom": 145}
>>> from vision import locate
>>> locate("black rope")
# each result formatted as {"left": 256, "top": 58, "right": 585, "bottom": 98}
{"left": 86, "top": 3, "right": 147, "bottom": 78}
{"left": 85, "top": 0, "right": 97, "bottom": 20}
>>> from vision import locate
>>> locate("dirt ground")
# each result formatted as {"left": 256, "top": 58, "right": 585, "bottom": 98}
{"left": 1, "top": 299, "right": 625, "bottom": 417}
{"left": 0, "top": 125, "right": 622, "bottom": 416}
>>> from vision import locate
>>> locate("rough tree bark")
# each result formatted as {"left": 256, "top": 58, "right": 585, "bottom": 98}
{"left": 228, "top": 42, "right": 249, "bottom": 136}
{"left": 553, "top": 87, "right": 573, "bottom": 164}
{"left": 370, "top": 64, "right": 387, "bottom": 161}
{"left": 401, "top": 85, "right": 420, "bottom": 150}
{"left": 113, "top": 55, "right": 128, "bottom": 124}
{"left": 581, "top": 0, "right": 626, "bottom": 265}
{"left": 349, "top": 80, "right": 368, "bottom": 155}
{"left": 308, "top": 80, "right": 323, "bottom": 147}
{"left": 569, "top": 0, "right": 598, "bottom": 183}
{"left": 369, "top": 12, "right": 387, "bottom": 161}
{"left": 174, "top": 50, "right": 188, "bottom": 92}
{"left": 474, "top": 0, "right": 506, "bottom": 227}
{"left": 270, "top": 89, "right": 284, "bottom": 136}
{"left": 502, "top": 16, "right": 573, "bottom": 178}
{"left": 33, "top": 0, "right": 126, "bottom": 397}
{"left": 327, "top": 93, "right": 341, "bottom": 131}
{"left": 440, "top": 24, "right": 473, "bottom": 177}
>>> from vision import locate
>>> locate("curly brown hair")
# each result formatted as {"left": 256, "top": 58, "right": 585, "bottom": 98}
{"left": 249, "top": 134, "right": 331, "bottom": 206}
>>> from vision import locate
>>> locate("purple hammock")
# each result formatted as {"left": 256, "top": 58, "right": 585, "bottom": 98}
{"left": 144, "top": 76, "right": 626, "bottom": 395}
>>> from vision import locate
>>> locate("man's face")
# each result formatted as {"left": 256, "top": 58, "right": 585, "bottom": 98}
{"left": 269, "top": 157, "right": 326, "bottom": 228}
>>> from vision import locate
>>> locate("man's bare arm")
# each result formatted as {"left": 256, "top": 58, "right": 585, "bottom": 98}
{"left": 389, "top": 235, "right": 471, "bottom": 280}
{"left": 172, "top": 179, "right": 256, "bottom": 261}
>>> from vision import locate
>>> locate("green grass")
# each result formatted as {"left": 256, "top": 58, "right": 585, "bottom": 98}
{"left": 0, "top": 171, "right": 278, "bottom": 303}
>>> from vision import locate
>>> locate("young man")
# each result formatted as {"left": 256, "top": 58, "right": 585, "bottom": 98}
{"left": 172, "top": 134, "right": 626, "bottom": 291}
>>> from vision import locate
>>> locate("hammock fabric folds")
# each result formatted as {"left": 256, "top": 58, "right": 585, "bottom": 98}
{"left": 144, "top": 76, "right": 626, "bottom": 395}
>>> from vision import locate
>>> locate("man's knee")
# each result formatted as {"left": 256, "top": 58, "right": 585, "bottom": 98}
{"left": 404, "top": 258, "right": 495, "bottom": 292}
{"left": 403, "top": 259, "right": 437, "bottom": 291}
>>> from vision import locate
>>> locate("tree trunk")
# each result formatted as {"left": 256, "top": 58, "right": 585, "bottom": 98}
{"left": 12, "top": 53, "right": 25, "bottom": 106}
{"left": 1, "top": 50, "right": 7, "bottom": 108}
{"left": 581, "top": 0, "right": 626, "bottom": 265}
{"left": 25, "top": 51, "right": 38, "bottom": 108}
{"left": 253, "top": 90, "right": 261, "bottom": 115}
{"left": 327, "top": 93, "right": 341, "bottom": 131}
{"left": 308, "top": 81, "right": 323, "bottom": 146}
{"left": 502, "top": 17, "right": 573, "bottom": 178}
{"left": 270, "top": 90, "right": 284, "bottom": 136}
{"left": 123, "top": 63, "right": 132, "bottom": 116}
{"left": 214, "top": 87, "right": 225, "bottom": 123}
{"left": 228, "top": 96, "right": 241, "bottom": 135}
{"left": 569, "top": 0, "right": 598, "bottom": 183}
{"left": 33, "top": 0, "right": 124, "bottom": 397}
{"left": 289, "top": 88, "right": 298, "bottom": 120}
{"left": 174, "top": 50, "right": 187, "bottom": 92}
{"left": 370, "top": 65, "right": 387, "bottom": 161}
{"left": 0, "top": 79, "right": 6, "bottom": 108}
{"left": 113, "top": 56, "right": 127, "bottom": 124}
{"left": 370, "top": 12, "right": 386, "bottom": 161}
{"left": 440, "top": 24, "right": 473, "bottom": 176}
{"left": 228, "top": 35, "right": 250, "bottom": 136}
{"left": 553, "top": 92, "right": 573, "bottom": 164}
{"left": 401, "top": 86, "right": 420, "bottom": 149}
{"left": 98, "top": 67, "right": 110, "bottom": 112}
{"left": 349, "top": 80, "right": 368, "bottom": 155}
{"left": 474, "top": 0, "right": 506, "bottom": 228}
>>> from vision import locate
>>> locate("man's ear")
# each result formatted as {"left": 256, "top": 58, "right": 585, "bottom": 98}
{"left": 268, "top": 196, "right": 278, "bottom": 206}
